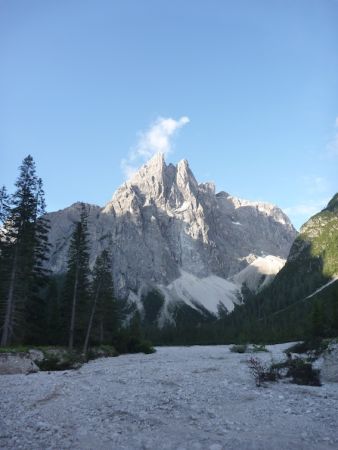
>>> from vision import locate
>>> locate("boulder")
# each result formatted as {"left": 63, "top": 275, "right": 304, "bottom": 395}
{"left": 320, "top": 343, "right": 338, "bottom": 383}
{"left": 0, "top": 353, "right": 39, "bottom": 375}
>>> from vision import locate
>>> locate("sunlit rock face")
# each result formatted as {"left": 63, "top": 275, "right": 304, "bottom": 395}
{"left": 45, "top": 153, "right": 297, "bottom": 317}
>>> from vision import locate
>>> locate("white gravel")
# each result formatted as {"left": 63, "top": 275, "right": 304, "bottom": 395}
{"left": 1, "top": 344, "right": 338, "bottom": 450}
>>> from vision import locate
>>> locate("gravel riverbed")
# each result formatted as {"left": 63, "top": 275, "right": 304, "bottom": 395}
{"left": 1, "top": 344, "right": 338, "bottom": 449}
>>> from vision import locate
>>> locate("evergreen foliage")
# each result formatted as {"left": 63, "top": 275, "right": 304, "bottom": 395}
{"left": 60, "top": 204, "right": 91, "bottom": 350}
{"left": 83, "top": 249, "right": 117, "bottom": 354}
{"left": 0, "top": 156, "right": 50, "bottom": 346}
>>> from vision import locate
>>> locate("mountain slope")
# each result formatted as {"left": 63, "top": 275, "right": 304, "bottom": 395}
{"left": 257, "top": 193, "right": 338, "bottom": 314}
{"left": 226, "top": 194, "right": 338, "bottom": 342}
{"left": 45, "top": 154, "right": 297, "bottom": 320}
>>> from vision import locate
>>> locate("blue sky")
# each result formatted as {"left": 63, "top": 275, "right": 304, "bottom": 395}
{"left": 0, "top": 0, "right": 337, "bottom": 229}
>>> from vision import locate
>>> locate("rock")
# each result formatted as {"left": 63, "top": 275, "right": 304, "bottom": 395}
{"left": 0, "top": 353, "right": 39, "bottom": 375}
{"left": 320, "top": 343, "right": 338, "bottom": 383}
{"left": 44, "top": 153, "right": 297, "bottom": 320}
{"left": 28, "top": 349, "right": 44, "bottom": 362}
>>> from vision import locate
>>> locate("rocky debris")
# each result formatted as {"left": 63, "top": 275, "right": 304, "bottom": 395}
{"left": 0, "top": 352, "right": 39, "bottom": 375}
{"left": 1, "top": 344, "right": 338, "bottom": 449}
{"left": 231, "top": 255, "right": 286, "bottom": 293}
{"left": 44, "top": 154, "right": 297, "bottom": 318}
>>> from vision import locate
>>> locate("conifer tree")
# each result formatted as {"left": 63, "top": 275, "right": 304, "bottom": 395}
{"left": 83, "top": 249, "right": 117, "bottom": 354}
{"left": 0, "top": 186, "right": 10, "bottom": 229}
{"left": 0, "top": 186, "right": 11, "bottom": 330}
{"left": 0, "top": 156, "right": 50, "bottom": 346}
{"left": 62, "top": 203, "right": 90, "bottom": 350}
{"left": 45, "top": 277, "right": 62, "bottom": 344}
{"left": 24, "top": 178, "right": 51, "bottom": 343}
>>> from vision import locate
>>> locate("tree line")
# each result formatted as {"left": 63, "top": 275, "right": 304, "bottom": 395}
{"left": 0, "top": 155, "right": 117, "bottom": 353}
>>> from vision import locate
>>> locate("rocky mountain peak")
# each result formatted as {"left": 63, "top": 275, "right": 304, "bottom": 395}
{"left": 45, "top": 154, "right": 298, "bottom": 319}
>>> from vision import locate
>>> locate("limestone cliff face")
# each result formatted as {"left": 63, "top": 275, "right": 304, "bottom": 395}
{"left": 46, "top": 153, "right": 297, "bottom": 314}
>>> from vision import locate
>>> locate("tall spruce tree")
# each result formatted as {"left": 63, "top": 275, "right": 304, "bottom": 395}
{"left": 24, "top": 178, "right": 51, "bottom": 343}
{"left": 0, "top": 156, "right": 50, "bottom": 346}
{"left": 0, "top": 186, "right": 11, "bottom": 329}
{"left": 62, "top": 203, "right": 90, "bottom": 350}
{"left": 83, "top": 249, "right": 117, "bottom": 354}
{"left": 0, "top": 186, "right": 10, "bottom": 228}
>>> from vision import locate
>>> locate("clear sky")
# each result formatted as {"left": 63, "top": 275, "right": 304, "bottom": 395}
{"left": 1, "top": 0, "right": 337, "bottom": 229}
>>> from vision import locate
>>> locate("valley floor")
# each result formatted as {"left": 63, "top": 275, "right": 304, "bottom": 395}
{"left": 1, "top": 344, "right": 338, "bottom": 450}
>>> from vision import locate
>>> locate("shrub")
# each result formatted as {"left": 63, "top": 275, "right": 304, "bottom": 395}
{"left": 251, "top": 344, "right": 268, "bottom": 353}
{"left": 113, "top": 334, "right": 156, "bottom": 355}
{"left": 230, "top": 344, "right": 247, "bottom": 353}
{"left": 285, "top": 339, "right": 328, "bottom": 356}
{"left": 247, "top": 356, "right": 279, "bottom": 387}
{"left": 36, "top": 349, "right": 84, "bottom": 371}
{"left": 287, "top": 359, "right": 321, "bottom": 386}
{"left": 87, "top": 345, "right": 119, "bottom": 361}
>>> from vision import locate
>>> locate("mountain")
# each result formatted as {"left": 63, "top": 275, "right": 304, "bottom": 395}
{"left": 45, "top": 153, "right": 297, "bottom": 321}
{"left": 258, "top": 193, "right": 338, "bottom": 310}
{"left": 230, "top": 193, "right": 338, "bottom": 342}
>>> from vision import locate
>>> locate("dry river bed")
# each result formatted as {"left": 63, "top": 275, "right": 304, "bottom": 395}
{"left": 1, "top": 344, "right": 338, "bottom": 450}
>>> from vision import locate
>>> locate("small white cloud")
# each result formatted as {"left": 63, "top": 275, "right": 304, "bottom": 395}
{"left": 121, "top": 116, "right": 190, "bottom": 179}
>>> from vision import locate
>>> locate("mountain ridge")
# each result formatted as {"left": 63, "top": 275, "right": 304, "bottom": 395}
{"left": 45, "top": 153, "right": 297, "bottom": 321}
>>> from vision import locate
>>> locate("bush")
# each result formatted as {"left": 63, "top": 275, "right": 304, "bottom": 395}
{"left": 287, "top": 359, "right": 321, "bottom": 386}
{"left": 247, "top": 356, "right": 279, "bottom": 387}
{"left": 86, "top": 345, "right": 119, "bottom": 361}
{"left": 136, "top": 340, "right": 156, "bottom": 355}
{"left": 285, "top": 339, "right": 328, "bottom": 356}
{"left": 269, "top": 357, "right": 322, "bottom": 386}
{"left": 230, "top": 344, "right": 247, "bottom": 353}
{"left": 251, "top": 344, "right": 268, "bottom": 353}
{"left": 36, "top": 350, "right": 84, "bottom": 371}
{"left": 113, "top": 333, "right": 156, "bottom": 355}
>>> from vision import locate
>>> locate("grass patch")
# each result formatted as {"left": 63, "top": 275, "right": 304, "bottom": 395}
{"left": 0, "top": 346, "right": 31, "bottom": 354}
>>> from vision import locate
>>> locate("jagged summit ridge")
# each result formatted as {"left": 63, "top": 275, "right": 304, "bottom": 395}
{"left": 103, "top": 153, "right": 199, "bottom": 214}
{"left": 45, "top": 154, "right": 297, "bottom": 319}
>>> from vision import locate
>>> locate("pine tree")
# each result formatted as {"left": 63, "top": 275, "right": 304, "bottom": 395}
{"left": 24, "top": 178, "right": 51, "bottom": 343}
{"left": 0, "top": 186, "right": 11, "bottom": 331}
{"left": 45, "top": 277, "right": 62, "bottom": 344}
{"left": 83, "top": 249, "right": 117, "bottom": 354}
{"left": 0, "top": 156, "right": 50, "bottom": 346}
{"left": 0, "top": 186, "right": 11, "bottom": 229}
{"left": 61, "top": 203, "right": 90, "bottom": 350}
